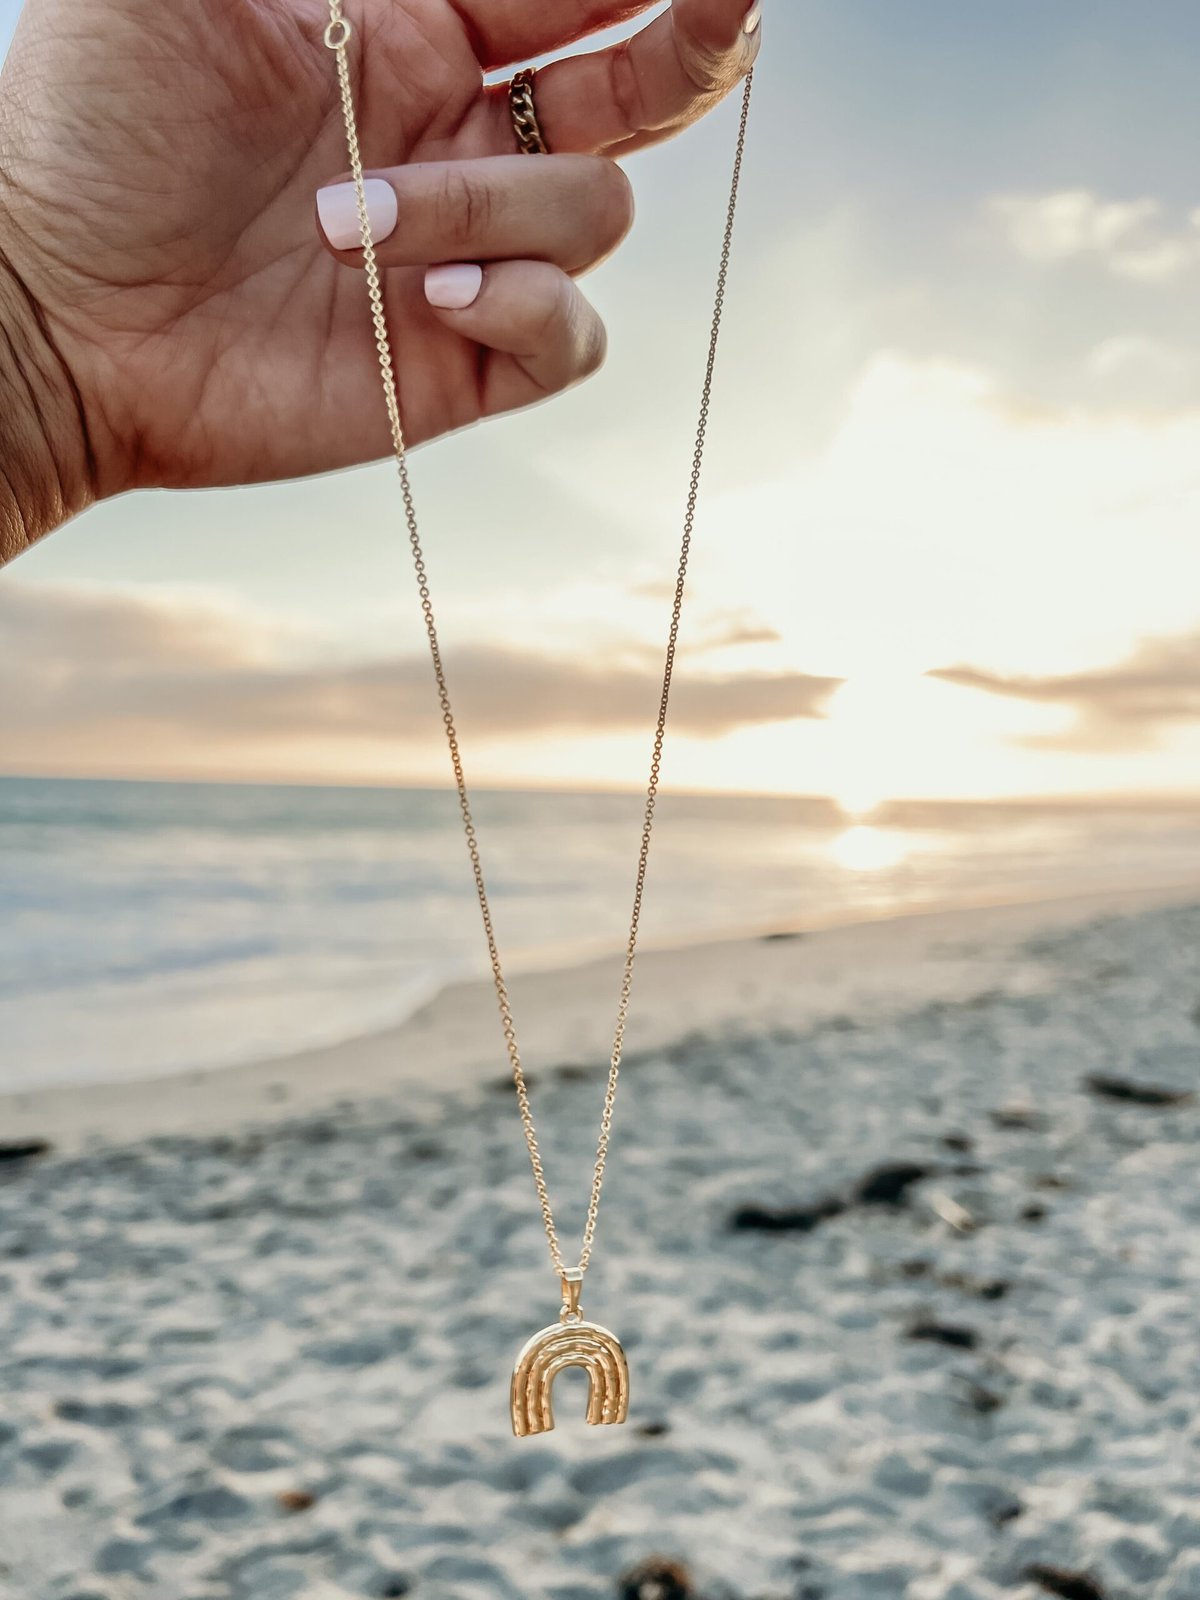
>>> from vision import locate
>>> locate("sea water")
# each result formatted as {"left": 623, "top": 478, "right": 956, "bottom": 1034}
{"left": 1, "top": 775, "right": 1197, "bottom": 1090}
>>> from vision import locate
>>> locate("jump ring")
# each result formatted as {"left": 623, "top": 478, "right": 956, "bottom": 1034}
{"left": 324, "top": 17, "right": 352, "bottom": 49}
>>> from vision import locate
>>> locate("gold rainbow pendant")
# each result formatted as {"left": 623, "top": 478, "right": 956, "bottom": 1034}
{"left": 510, "top": 1271, "right": 630, "bottom": 1438}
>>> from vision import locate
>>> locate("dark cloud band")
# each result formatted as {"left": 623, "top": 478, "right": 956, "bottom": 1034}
{"left": 931, "top": 631, "right": 1200, "bottom": 752}
{"left": 0, "top": 584, "right": 839, "bottom": 774}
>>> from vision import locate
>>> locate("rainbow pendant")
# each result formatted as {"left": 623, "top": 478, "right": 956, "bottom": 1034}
{"left": 510, "top": 1271, "right": 630, "bottom": 1437}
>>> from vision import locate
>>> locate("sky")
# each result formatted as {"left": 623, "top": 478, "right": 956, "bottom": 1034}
{"left": 5, "top": 2, "right": 1200, "bottom": 805}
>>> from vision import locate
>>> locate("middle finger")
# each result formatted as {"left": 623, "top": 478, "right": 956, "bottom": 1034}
{"left": 316, "top": 154, "right": 636, "bottom": 276}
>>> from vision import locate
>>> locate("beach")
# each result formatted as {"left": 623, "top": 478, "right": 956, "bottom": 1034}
{"left": 5, "top": 3, "right": 1200, "bottom": 1596}
{"left": 1, "top": 883, "right": 1199, "bottom": 1599}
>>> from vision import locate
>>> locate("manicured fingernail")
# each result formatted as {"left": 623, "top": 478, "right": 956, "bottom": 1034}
{"left": 316, "top": 177, "right": 398, "bottom": 251}
{"left": 743, "top": 2, "right": 763, "bottom": 35}
{"left": 425, "top": 263, "right": 484, "bottom": 310}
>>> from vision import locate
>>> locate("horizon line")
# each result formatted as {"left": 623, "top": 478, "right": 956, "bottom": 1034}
{"left": 5, "top": 769, "right": 1200, "bottom": 815}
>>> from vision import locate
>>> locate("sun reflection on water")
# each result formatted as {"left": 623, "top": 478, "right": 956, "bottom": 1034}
{"left": 829, "top": 824, "right": 910, "bottom": 873}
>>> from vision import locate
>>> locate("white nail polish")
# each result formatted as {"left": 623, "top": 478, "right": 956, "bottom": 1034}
{"left": 425, "top": 263, "right": 484, "bottom": 311}
{"left": 743, "top": 2, "right": 763, "bottom": 36}
{"left": 316, "top": 177, "right": 398, "bottom": 251}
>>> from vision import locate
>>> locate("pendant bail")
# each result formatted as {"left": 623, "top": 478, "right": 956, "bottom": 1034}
{"left": 560, "top": 1268, "right": 584, "bottom": 1324}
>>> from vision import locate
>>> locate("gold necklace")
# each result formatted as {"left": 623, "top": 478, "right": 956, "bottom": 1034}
{"left": 325, "top": 3, "right": 755, "bottom": 1437}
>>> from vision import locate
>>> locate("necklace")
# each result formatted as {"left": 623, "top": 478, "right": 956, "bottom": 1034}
{"left": 325, "top": 3, "right": 755, "bottom": 1437}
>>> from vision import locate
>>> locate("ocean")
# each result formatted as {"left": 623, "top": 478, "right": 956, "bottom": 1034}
{"left": 2, "top": 775, "right": 1198, "bottom": 1091}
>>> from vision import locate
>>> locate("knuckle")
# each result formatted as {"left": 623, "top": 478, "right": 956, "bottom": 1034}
{"left": 436, "top": 165, "right": 492, "bottom": 250}
{"left": 606, "top": 42, "right": 647, "bottom": 142}
{"left": 576, "top": 306, "right": 608, "bottom": 379}
{"left": 594, "top": 160, "right": 636, "bottom": 250}
{"left": 563, "top": 157, "right": 635, "bottom": 268}
{"left": 531, "top": 269, "right": 572, "bottom": 345}
{"left": 675, "top": 29, "right": 731, "bottom": 96}
{"left": 530, "top": 272, "right": 606, "bottom": 386}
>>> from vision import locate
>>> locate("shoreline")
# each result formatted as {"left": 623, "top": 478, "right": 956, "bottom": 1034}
{"left": 6, "top": 875, "right": 1200, "bottom": 1153}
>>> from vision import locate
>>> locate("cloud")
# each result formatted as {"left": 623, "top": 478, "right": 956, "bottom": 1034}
{"left": 988, "top": 190, "right": 1200, "bottom": 282}
{"left": 931, "top": 631, "right": 1200, "bottom": 752}
{"left": 683, "top": 613, "right": 783, "bottom": 655}
{"left": 1083, "top": 336, "right": 1198, "bottom": 410}
{"left": 0, "top": 584, "right": 838, "bottom": 778}
{"left": 623, "top": 589, "right": 783, "bottom": 654}
{"left": 1087, "top": 336, "right": 1188, "bottom": 384}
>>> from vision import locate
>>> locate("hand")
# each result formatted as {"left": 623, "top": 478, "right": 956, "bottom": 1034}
{"left": 0, "top": 0, "right": 762, "bottom": 558}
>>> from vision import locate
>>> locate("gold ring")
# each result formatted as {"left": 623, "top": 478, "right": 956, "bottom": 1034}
{"left": 509, "top": 68, "right": 549, "bottom": 155}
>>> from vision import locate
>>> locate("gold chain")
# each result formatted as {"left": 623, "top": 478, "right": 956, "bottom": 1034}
{"left": 326, "top": 3, "right": 754, "bottom": 1283}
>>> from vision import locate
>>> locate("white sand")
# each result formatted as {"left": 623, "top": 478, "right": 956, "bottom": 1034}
{"left": 1, "top": 881, "right": 1199, "bottom": 1599}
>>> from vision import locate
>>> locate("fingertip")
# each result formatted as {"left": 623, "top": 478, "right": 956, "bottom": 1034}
{"left": 316, "top": 177, "right": 398, "bottom": 253}
{"left": 425, "top": 262, "right": 485, "bottom": 310}
{"left": 740, "top": 2, "right": 763, "bottom": 69}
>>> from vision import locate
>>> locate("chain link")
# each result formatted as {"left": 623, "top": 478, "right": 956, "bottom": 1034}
{"left": 327, "top": 7, "right": 755, "bottom": 1283}
{"left": 509, "top": 70, "right": 549, "bottom": 155}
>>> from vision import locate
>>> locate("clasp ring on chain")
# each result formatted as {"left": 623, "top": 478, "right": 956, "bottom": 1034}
{"left": 324, "top": 16, "right": 352, "bottom": 49}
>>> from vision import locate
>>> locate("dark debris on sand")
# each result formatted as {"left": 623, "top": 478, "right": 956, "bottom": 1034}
{"left": 0, "top": 1140, "right": 52, "bottom": 1164}
{"left": 730, "top": 1162, "right": 933, "bottom": 1234}
{"left": 906, "top": 1320, "right": 980, "bottom": 1350}
{"left": 1025, "top": 1565, "right": 1109, "bottom": 1600}
{"left": 1083, "top": 1074, "right": 1193, "bottom": 1108}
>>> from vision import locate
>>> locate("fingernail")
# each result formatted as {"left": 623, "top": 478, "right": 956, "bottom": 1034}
{"left": 316, "top": 177, "right": 398, "bottom": 251}
{"left": 425, "top": 263, "right": 484, "bottom": 310}
{"left": 743, "top": 2, "right": 763, "bottom": 36}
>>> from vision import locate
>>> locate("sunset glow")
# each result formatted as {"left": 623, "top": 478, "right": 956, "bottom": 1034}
{"left": 6, "top": 5, "right": 1200, "bottom": 806}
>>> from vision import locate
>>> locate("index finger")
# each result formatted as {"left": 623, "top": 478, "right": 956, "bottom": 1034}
{"left": 484, "top": 0, "right": 761, "bottom": 158}
{"left": 456, "top": 0, "right": 657, "bottom": 71}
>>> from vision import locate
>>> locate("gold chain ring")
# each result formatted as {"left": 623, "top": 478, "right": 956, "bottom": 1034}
{"left": 509, "top": 69, "right": 549, "bottom": 155}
